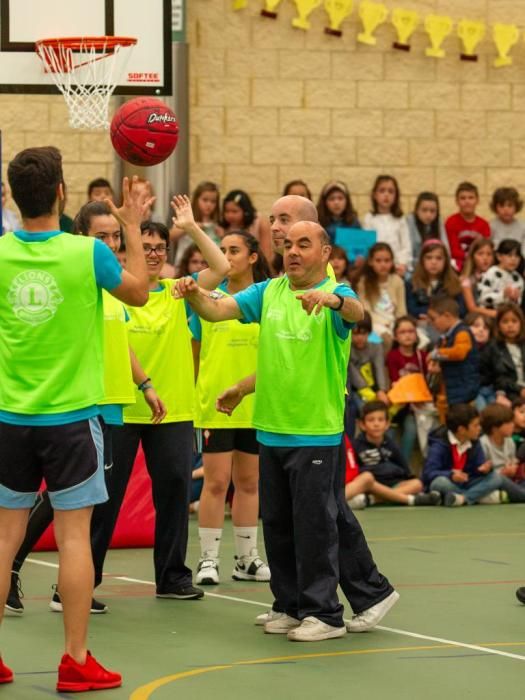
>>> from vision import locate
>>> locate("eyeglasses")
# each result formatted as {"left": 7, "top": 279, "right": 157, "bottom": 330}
{"left": 143, "top": 244, "right": 168, "bottom": 256}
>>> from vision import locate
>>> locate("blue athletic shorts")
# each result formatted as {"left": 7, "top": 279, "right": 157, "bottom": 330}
{"left": 0, "top": 417, "right": 108, "bottom": 510}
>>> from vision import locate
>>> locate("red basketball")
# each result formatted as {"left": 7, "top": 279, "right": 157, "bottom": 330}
{"left": 110, "top": 97, "right": 179, "bottom": 166}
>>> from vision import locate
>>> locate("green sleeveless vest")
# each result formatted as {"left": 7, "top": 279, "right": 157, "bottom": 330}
{"left": 253, "top": 276, "right": 350, "bottom": 435}
{"left": 0, "top": 232, "right": 104, "bottom": 414}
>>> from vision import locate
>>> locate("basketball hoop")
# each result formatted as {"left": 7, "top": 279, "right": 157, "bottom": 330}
{"left": 35, "top": 36, "right": 137, "bottom": 130}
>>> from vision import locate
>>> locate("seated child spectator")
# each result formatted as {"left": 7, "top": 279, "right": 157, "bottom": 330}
{"left": 329, "top": 245, "right": 351, "bottom": 285}
{"left": 343, "top": 435, "right": 376, "bottom": 510}
{"left": 427, "top": 296, "right": 479, "bottom": 421}
{"left": 480, "top": 403, "right": 525, "bottom": 503}
{"left": 356, "top": 243, "right": 407, "bottom": 347}
{"left": 350, "top": 402, "right": 441, "bottom": 508}
{"left": 512, "top": 397, "right": 525, "bottom": 467}
{"left": 460, "top": 238, "right": 496, "bottom": 319}
{"left": 465, "top": 312, "right": 495, "bottom": 410}
{"left": 406, "top": 240, "right": 464, "bottom": 345}
{"left": 386, "top": 316, "right": 427, "bottom": 461}
{"left": 490, "top": 187, "right": 525, "bottom": 254}
{"left": 87, "top": 177, "right": 114, "bottom": 202}
{"left": 478, "top": 239, "right": 524, "bottom": 310}
{"left": 445, "top": 181, "right": 490, "bottom": 271}
{"left": 480, "top": 302, "right": 525, "bottom": 404}
{"left": 346, "top": 312, "right": 389, "bottom": 437}
{"left": 422, "top": 404, "right": 502, "bottom": 506}
{"left": 406, "top": 191, "right": 449, "bottom": 263}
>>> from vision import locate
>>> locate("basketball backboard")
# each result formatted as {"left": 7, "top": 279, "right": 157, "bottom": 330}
{"left": 0, "top": 0, "right": 172, "bottom": 94}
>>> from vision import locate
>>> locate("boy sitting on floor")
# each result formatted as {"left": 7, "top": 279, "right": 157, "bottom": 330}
{"left": 480, "top": 403, "right": 525, "bottom": 503}
{"left": 349, "top": 401, "right": 441, "bottom": 509}
{"left": 422, "top": 404, "right": 502, "bottom": 506}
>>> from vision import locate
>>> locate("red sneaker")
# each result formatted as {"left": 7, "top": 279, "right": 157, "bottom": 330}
{"left": 0, "top": 657, "right": 13, "bottom": 684}
{"left": 57, "top": 651, "right": 121, "bottom": 692}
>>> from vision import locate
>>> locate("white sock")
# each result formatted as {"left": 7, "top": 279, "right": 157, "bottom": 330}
{"left": 199, "top": 527, "right": 222, "bottom": 560}
{"left": 407, "top": 495, "right": 415, "bottom": 506}
{"left": 233, "top": 526, "right": 258, "bottom": 559}
{"left": 368, "top": 495, "right": 376, "bottom": 506}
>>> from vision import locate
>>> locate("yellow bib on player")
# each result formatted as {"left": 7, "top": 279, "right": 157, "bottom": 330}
{"left": 124, "top": 279, "right": 194, "bottom": 424}
{"left": 195, "top": 289, "right": 258, "bottom": 429}
{"left": 99, "top": 290, "right": 135, "bottom": 407}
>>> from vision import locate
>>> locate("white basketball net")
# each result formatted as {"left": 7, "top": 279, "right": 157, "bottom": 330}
{"left": 35, "top": 37, "right": 136, "bottom": 130}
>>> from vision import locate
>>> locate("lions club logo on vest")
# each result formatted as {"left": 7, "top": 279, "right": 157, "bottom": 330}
{"left": 8, "top": 270, "right": 64, "bottom": 326}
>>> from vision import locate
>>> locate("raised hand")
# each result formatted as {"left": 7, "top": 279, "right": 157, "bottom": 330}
{"left": 106, "top": 175, "right": 156, "bottom": 229}
{"left": 171, "top": 194, "right": 196, "bottom": 231}
{"left": 173, "top": 275, "right": 200, "bottom": 299}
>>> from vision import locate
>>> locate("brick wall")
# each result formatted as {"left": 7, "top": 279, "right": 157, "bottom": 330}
{"left": 189, "top": 0, "right": 525, "bottom": 221}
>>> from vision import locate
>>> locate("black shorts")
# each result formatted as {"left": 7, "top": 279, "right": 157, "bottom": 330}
{"left": 0, "top": 418, "right": 107, "bottom": 510}
{"left": 201, "top": 428, "right": 259, "bottom": 455}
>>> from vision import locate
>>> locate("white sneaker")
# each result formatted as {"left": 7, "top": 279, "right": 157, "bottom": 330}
{"left": 478, "top": 490, "right": 502, "bottom": 505}
{"left": 287, "top": 616, "right": 346, "bottom": 642}
{"left": 232, "top": 552, "right": 270, "bottom": 582}
{"left": 347, "top": 494, "right": 368, "bottom": 510}
{"left": 195, "top": 559, "right": 219, "bottom": 585}
{"left": 345, "top": 590, "right": 400, "bottom": 632}
{"left": 255, "top": 611, "right": 270, "bottom": 625}
{"left": 264, "top": 612, "right": 301, "bottom": 634}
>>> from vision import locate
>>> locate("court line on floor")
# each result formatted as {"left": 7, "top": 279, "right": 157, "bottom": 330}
{"left": 26, "top": 557, "right": 525, "bottom": 663}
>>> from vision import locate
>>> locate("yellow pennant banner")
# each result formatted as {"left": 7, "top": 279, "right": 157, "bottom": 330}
{"left": 493, "top": 23, "right": 520, "bottom": 67}
{"left": 425, "top": 14, "right": 453, "bottom": 58}
{"left": 292, "top": 0, "right": 323, "bottom": 30}
{"left": 357, "top": 0, "right": 388, "bottom": 45}
{"left": 392, "top": 8, "right": 419, "bottom": 50}
{"left": 324, "top": 0, "right": 353, "bottom": 36}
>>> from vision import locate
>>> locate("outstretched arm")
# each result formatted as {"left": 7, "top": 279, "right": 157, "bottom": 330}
{"left": 174, "top": 276, "right": 242, "bottom": 322}
{"left": 171, "top": 195, "right": 230, "bottom": 290}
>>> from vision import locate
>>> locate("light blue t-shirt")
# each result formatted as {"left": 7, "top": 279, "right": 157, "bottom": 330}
{"left": 0, "top": 230, "right": 123, "bottom": 426}
{"left": 234, "top": 277, "right": 358, "bottom": 447}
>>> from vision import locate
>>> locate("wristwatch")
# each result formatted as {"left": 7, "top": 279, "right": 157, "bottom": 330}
{"left": 332, "top": 293, "right": 345, "bottom": 311}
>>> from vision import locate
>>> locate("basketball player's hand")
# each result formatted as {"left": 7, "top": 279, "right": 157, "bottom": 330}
{"left": 108, "top": 175, "right": 156, "bottom": 229}
{"left": 173, "top": 275, "right": 200, "bottom": 299}
{"left": 451, "top": 470, "right": 469, "bottom": 483}
{"left": 296, "top": 290, "right": 339, "bottom": 315}
{"left": 171, "top": 194, "right": 196, "bottom": 231}
{"left": 477, "top": 460, "right": 493, "bottom": 475}
{"left": 216, "top": 385, "right": 244, "bottom": 416}
{"left": 144, "top": 389, "right": 167, "bottom": 424}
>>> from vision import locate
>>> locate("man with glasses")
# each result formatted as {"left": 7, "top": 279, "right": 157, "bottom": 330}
{"left": 90, "top": 195, "right": 230, "bottom": 600}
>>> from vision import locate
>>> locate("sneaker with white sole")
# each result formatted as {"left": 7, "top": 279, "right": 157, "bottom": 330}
{"left": 347, "top": 494, "right": 368, "bottom": 510}
{"left": 195, "top": 559, "right": 220, "bottom": 585}
{"left": 232, "top": 552, "right": 270, "bottom": 582}
{"left": 5, "top": 572, "right": 23, "bottom": 615}
{"left": 264, "top": 612, "right": 301, "bottom": 634}
{"left": 287, "top": 616, "right": 346, "bottom": 642}
{"left": 345, "top": 590, "right": 400, "bottom": 632}
{"left": 443, "top": 492, "right": 466, "bottom": 507}
{"left": 255, "top": 610, "right": 270, "bottom": 625}
{"left": 49, "top": 585, "right": 108, "bottom": 614}
{"left": 478, "top": 490, "right": 502, "bottom": 505}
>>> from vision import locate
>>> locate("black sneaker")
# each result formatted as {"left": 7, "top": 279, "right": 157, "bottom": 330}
{"left": 49, "top": 585, "right": 108, "bottom": 614}
{"left": 156, "top": 584, "right": 204, "bottom": 600}
{"left": 414, "top": 491, "right": 441, "bottom": 506}
{"left": 5, "top": 572, "right": 24, "bottom": 615}
{"left": 516, "top": 587, "right": 525, "bottom": 604}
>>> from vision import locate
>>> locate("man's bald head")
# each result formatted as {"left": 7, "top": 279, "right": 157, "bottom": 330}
{"left": 288, "top": 220, "right": 330, "bottom": 245}
{"left": 272, "top": 195, "right": 318, "bottom": 224}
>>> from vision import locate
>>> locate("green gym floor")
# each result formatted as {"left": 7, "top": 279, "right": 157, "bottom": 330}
{"left": 4, "top": 506, "right": 525, "bottom": 699}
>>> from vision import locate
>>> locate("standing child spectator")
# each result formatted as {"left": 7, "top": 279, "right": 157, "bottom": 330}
{"left": 178, "top": 244, "right": 208, "bottom": 278}
{"left": 422, "top": 404, "right": 502, "bottom": 506}
{"left": 173, "top": 181, "right": 223, "bottom": 267}
{"left": 406, "top": 192, "right": 449, "bottom": 263}
{"left": 460, "top": 238, "right": 496, "bottom": 319}
{"left": 87, "top": 177, "right": 114, "bottom": 202}
{"left": 480, "top": 403, "right": 525, "bottom": 503}
{"left": 282, "top": 179, "right": 312, "bottom": 200}
{"left": 351, "top": 402, "right": 441, "bottom": 507}
{"left": 427, "top": 296, "right": 479, "bottom": 421}
{"left": 480, "top": 302, "right": 525, "bottom": 404}
{"left": 363, "top": 175, "right": 412, "bottom": 276}
{"left": 445, "top": 181, "right": 490, "bottom": 271}
{"left": 316, "top": 180, "right": 360, "bottom": 245}
{"left": 478, "top": 239, "right": 524, "bottom": 310}
{"left": 386, "top": 316, "right": 428, "bottom": 461}
{"left": 490, "top": 187, "right": 525, "bottom": 253}
{"left": 405, "top": 240, "right": 464, "bottom": 344}
{"left": 330, "top": 245, "right": 351, "bottom": 285}
{"left": 356, "top": 243, "right": 407, "bottom": 346}
{"left": 220, "top": 189, "right": 271, "bottom": 261}
{"left": 346, "top": 312, "right": 389, "bottom": 437}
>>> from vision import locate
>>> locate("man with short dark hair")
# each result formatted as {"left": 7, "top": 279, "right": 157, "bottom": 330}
{"left": 0, "top": 146, "right": 148, "bottom": 691}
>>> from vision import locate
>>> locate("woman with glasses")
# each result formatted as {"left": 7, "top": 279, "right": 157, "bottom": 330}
{"left": 91, "top": 195, "right": 230, "bottom": 600}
